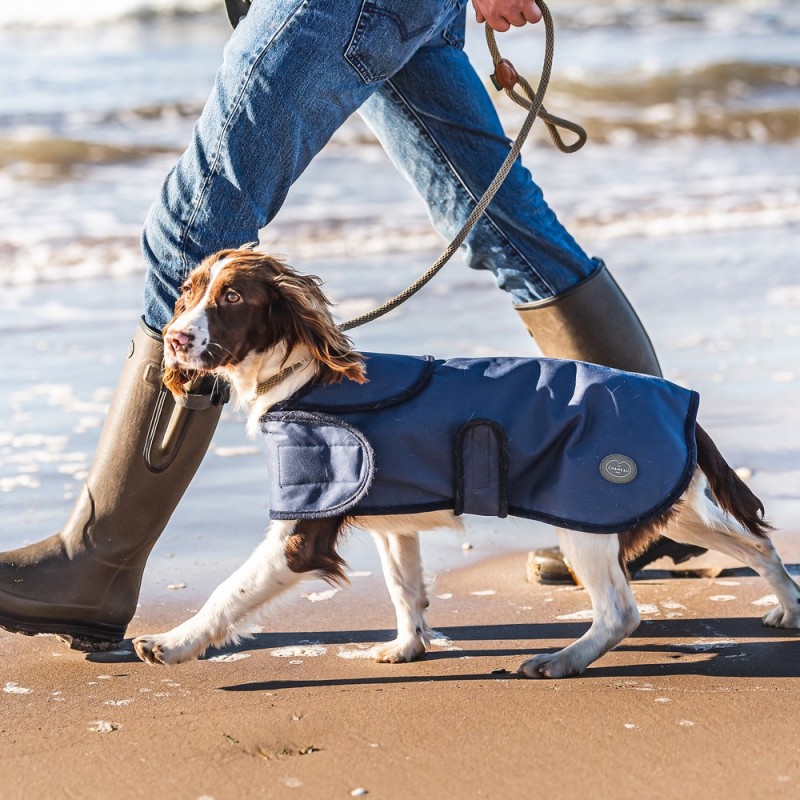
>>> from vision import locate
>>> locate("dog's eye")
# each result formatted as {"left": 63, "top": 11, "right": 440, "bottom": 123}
{"left": 181, "top": 284, "right": 192, "bottom": 297}
{"left": 224, "top": 289, "right": 241, "bottom": 304}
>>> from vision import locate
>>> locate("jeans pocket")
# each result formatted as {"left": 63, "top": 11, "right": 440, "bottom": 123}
{"left": 441, "top": 0, "right": 467, "bottom": 49}
{"left": 345, "top": 0, "right": 449, "bottom": 84}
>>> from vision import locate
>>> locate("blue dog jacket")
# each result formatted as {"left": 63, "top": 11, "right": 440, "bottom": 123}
{"left": 261, "top": 354, "right": 699, "bottom": 534}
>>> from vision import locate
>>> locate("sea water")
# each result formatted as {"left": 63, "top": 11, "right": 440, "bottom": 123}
{"left": 1, "top": 0, "right": 798, "bottom": 284}
{"left": 0, "top": 0, "right": 798, "bottom": 597}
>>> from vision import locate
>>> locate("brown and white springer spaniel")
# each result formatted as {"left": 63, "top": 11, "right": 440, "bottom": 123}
{"left": 133, "top": 248, "right": 800, "bottom": 676}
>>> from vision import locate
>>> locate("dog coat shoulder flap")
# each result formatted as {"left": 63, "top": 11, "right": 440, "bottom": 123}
{"left": 261, "top": 354, "right": 700, "bottom": 533}
{"left": 261, "top": 354, "right": 432, "bottom": 520}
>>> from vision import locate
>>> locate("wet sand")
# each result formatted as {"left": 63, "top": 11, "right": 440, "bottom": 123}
{"left": 1, "top": 235, "right": 800, "bottom": 797}
{"left": 3, "top": 545, "right": 800, "bottom": 800}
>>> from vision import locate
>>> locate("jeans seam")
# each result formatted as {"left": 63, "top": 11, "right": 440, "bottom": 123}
{"left": 440, "top": 0, "right": 467, "bottom": 48}
{"left": 345, "top": 2, "right": 378, "bottom": 84}
{"left": 178, "top": 0, "right": 309, "bottom": 273}
{"left": 383, "top": 78, "right": 557, "bottom": 297}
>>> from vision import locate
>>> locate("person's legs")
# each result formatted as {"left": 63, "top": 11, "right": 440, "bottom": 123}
{"left": 357, "top": 11, "right": 596, "bottom": 306}
{"left": 0, "top": 0, "right": 469, "bottom": 645}
{"left": 142, "top": 0, "right": 464, "bottom": 330}
{"left": 358, "top": 15, "right": 703, "bottom": 576}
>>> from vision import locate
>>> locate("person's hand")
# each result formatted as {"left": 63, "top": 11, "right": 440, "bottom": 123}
{"left": 472, "top": 0, "right": 542, "bottom": 31}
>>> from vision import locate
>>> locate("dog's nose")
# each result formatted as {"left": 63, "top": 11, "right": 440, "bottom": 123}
{"left": 166, "top": 330, "right": 191, "bottom": 353}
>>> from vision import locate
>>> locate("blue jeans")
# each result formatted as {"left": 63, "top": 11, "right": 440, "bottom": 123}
{"left": 141, "top": 0, "right": 597, "bottom": 331}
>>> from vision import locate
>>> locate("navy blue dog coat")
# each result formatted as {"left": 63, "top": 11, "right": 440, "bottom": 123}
{"left": 261, "top": 354, "right": 699, "bottom": 534}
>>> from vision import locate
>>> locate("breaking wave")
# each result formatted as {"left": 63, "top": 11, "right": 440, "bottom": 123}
{"left": 0, "top": 137, "right": 176, "bottom": 179}
{"left": 550, "top": 62, "right": 800, "bottom": 106}
{"left": 560, "top": 106, "right": 800, "bottom": 144}
{"left": 502, "top": 61, "right": 800, "bottom": 143}
{"left": 3, "top": 0, "right": 797, "bottom": 32}
{"left": 1, "top": 59, "right": 796, "bottom": 184}
{"left": 0, "top": 1, "right": 219, "bottom": 29}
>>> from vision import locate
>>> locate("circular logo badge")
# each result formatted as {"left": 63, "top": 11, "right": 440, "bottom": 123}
{"left": 600, "top": 454, "right": 638, "bottom": 484}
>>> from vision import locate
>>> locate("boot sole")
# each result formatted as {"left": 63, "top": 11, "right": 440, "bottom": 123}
{"left": 0, "top": 610, "right": 125, "bottom": 652}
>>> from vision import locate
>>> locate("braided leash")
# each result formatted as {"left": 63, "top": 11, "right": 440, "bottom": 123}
{"left": 256, "top": 4, "right": 586, "bottom": 396}
{"left": 339, "top": 1, "right": 586, "bottom": 333}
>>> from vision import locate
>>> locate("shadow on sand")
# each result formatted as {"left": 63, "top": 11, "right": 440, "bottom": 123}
{"left": 84, "top": 615, "right": 800, "bottom": 685}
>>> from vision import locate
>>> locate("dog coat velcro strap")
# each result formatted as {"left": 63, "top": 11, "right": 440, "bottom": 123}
{"left": 262, "top": 354, "right": 700, "bottom": 532}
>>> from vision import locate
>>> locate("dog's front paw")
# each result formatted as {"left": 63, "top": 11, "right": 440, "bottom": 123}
{"left": 370, "top": 637, "right": 427, "bottom": 664}
{"left": 517, "top": 651, "right": 587, "bottom": 680}
{"left": 762, "top": 604, "right": 800, "bottom": 629}
{"left": 133, "top": 631, "right": 206, "bottom": 666}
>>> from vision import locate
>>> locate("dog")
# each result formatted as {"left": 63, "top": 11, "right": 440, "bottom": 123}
{"left": 133, "top": 248, "right": 800, "bottom": 677}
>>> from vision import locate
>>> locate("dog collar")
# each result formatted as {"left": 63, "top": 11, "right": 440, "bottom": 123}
{"left": 255, "top": 360, "right": 309, "bottom": 396}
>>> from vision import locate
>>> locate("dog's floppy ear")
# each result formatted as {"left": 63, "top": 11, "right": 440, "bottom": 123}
{"left": 274, "top": 271, "right": 367, "bottom": 385}
{"left": 162, "top": 363, "right": 198, "bottom": 399}
{"left": 161, "top": 294, "right": 196, "bottom": 399}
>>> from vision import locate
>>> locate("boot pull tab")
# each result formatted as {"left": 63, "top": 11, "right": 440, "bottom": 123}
{"left": 143, "top": 373, "right": 228, "bottom": 474}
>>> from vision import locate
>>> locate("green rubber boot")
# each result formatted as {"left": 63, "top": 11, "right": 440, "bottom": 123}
{"left": 516, "top": 261, "right": 705, "bottom": 583}
{"left": 515, "top": 261, "right": 662, "bottom": 376}
{"left": 0, "top": 320, "right": 225, "bottom": 649}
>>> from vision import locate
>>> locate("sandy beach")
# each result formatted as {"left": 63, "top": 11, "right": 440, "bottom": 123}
{"left": 3, "top": 550, "right": 800, "bottom": 799}
{"left": 2, "top": 213, "right": 800, "bottom": 800}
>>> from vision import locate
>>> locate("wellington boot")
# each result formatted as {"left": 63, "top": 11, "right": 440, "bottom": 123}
{"left": 0, "top": 320, "right": 225, "bottom": 649}
{"left": 514, "top": 261, "right": 661, "bottom": 376}
{"left": 516, "top": 261, "right": 706, "bottom": 582}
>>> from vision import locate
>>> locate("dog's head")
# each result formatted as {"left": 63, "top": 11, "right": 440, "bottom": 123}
{"left": 162, "top": 248, "right": 366, "bottom": 397}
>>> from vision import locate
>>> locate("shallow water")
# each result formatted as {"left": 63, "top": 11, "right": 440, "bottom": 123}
{"left": 1, "top": 0, "right": 798, "bottom": 285}
{"left": 0, "top": 1, "right": 799, "bottom": 597}
{"left": 1, "top": 228, "right": 798, "bottom": 598}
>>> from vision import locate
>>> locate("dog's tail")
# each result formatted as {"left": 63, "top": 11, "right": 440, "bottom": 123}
{"left": 695, "top": 423, "right": 771, "bottom": 537}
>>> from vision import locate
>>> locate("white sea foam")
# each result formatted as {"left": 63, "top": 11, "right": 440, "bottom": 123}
{"left": 686, "top": 639, "right": 737, "bottom": 651}
{"left": 0, "top": 475, "right": 41, "bottom": 492}
{"left": 270, "top": 645, "right": 327, "bottom": 658}
{"left": 557, "top": 603, "right": 660, "bottom": 622}
{"left": 556, "top": 609, "right": 595, "bottom": 621}
{"left": 302, "top": 588, "right": 340, "bottom": 603}
{"left": 752, "top": 595, "right": 779, "bottom": 606}
{"left": 767, "top": 286, "right": 800, "bottom": 308}
{"left": 0, "top": 0, "right": 218, "bottom": 28}
{"left": 89, "top": 720, "right": 119, "bottom": 733}
{"left": 208, "top": 652, "right": 252, "bottom": 663}
{"left": 3, "top": 682, "right": 33, "bottom": 695}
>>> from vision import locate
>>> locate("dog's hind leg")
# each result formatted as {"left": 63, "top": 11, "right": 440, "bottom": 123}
{"left": 369, "top": 531, "right": 432, "bottom": 663}
{"left": 519, "top": 530, "right": 640, "bottom": 679}
{"left": 662, "top": 474, "right": 800, "bottom": 629}
{"left": 133, "top": 519, "right": 316, "bottom": 665}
